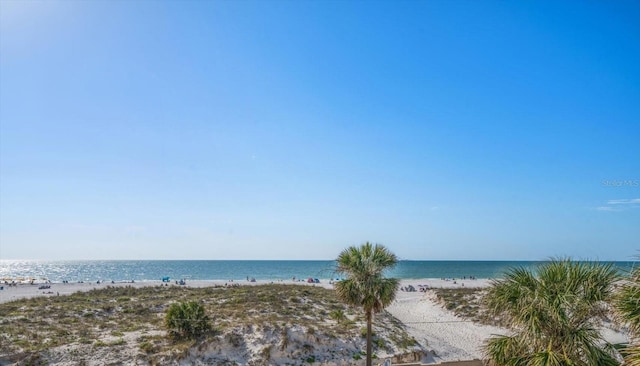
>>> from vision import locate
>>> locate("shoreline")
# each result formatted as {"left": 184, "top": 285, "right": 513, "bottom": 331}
{"left": 0, "top": 278, "right": 491, "bottom": 305}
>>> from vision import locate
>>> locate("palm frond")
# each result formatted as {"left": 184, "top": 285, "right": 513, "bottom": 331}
{"left": 614, "top": 259, "right": 640, "bottom": 366}
{"left": 484, "top": 334, "right": 526, "bottom": 366}
{"left": 615, "top": 269, "right": 640, "bottom": 335}
{"left": 336, "top": 242, "right": 398, "bottom": 279}
{"left": 620, "top": 344, "right": 640, "bottom": 366}
{"left": 482, "top": 259, "right": 618, "bottom": 366}
{"left": 334, "top": 278, "right": 362, "bottom": 308}
{"left": 334, "top": 242, "right": 398, "bottom": 366}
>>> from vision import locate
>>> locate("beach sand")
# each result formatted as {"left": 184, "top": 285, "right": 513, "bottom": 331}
{"left": 0, "top": 278, "right": 628, "bottom": 364}
{"left": 387, "top": 279, "right": 503, "bottom": 363}
{"left": 0, "top": 277, "right": 488, "bottom": 305}
{"left": 0, "top": 278, "right": 336, "bottom": 304}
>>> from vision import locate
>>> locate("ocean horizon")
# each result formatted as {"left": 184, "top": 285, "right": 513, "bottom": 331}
{"left": 1, "top": 260, "right": 636, "bottom": 283}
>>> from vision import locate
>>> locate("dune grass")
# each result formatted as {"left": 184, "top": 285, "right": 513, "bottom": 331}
{"left": 431, "top": 287, "right": 510, "bottom": 327}
{"left": 0, "top": 284, "right": 416, "bottom": 365}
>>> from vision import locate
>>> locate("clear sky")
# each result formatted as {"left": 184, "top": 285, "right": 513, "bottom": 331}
{"left": 0, "top": 0, "right": 638, "bottom": 261}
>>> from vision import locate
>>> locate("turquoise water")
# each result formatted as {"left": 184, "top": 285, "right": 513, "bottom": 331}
{"left": 0, "top": 260, "right": 636, "bottom": 283}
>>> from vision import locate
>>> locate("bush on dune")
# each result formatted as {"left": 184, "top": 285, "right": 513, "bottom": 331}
{"left": 165, "top": 301, "right": 211, "bottom": 339}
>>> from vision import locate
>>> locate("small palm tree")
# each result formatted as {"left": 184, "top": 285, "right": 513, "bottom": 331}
{"left": 615, "top": 262, "right": 640, "bottom": 366}
{"left": 165, "top": 301, "right": 211, "bottom": 339}
{"left": 483, "top": 259, "right": 620, "bottom": 366}
{"left": 335, "top": 242, "right": 399, "bottom": 366}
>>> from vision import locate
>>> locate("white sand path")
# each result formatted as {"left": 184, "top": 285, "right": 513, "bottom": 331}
{"left": 385, "top": 280, "right": 506, "bottom": 363}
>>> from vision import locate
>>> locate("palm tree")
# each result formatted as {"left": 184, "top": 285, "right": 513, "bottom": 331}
{"left": 483, "top": 259, "right": 620, "bottom": 366}
{"left": 335, "top": 242, "right": 399, "bottom": 366}
{"left": 615, "top": 262, "right": 640, "bottom": 366}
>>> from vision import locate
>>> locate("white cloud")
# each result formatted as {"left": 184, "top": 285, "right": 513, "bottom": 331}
{"left": 595, "top": 198, "right": 640, "bottom": 212}
{"left": 596, "top": 206, "right": 617, "bottom": 212}
{"left": 607, "top": 198, "right": 640, "bottom": 205}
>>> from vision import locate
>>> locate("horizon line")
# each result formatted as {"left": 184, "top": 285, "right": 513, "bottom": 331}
{"left": 1, "top": 258, "right": 636, "bottom": 262}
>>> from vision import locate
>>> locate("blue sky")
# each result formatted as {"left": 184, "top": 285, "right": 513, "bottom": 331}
{"left": 0, "top": 1, "right": 638, "bottom": 260}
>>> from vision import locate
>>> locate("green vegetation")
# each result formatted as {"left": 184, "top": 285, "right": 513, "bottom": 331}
{"left": 335, "top": 242, "right": 399, "bottom": 366}
{"left": 305, "top": 355, "right": 316, "bottom": 363}
{"left": 328, "top": 309, "right": 346, "bottom": 324}
{"left": 0, "top": 283, "right": 414, "bottom": 364}
{"left": 433, "top": 287, "right": 482, "bottom": 315}
{"left": 431, "top": 287, "right": 511, "bottom": 327}
{"left": 138, "top": 340, "right": 156, "bottom": 353}
{"left": 165, "top": 301, "right": 211, "bottom": 339}
{"left": 93, "top": 338, "right": 125, "bottom": 347}
{"left": 482, "top": 259, "right": 620, "bottom": 366}
{"left": 615, "top": 262, "right": 640, "bottom": 366}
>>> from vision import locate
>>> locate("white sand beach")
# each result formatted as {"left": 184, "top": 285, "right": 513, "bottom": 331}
{"left": 0, "top": 277, "right": 490, "bottom": 304}
{"left": 0, "top": 278, "right": 336, "bottom": 304}
{"left": 0, "top": 278, "right": 489, "bottom": 362}
{"left": 0, "top": 278, "right": 629, "bottom": 364}
{"left": 387, "top": 279, "right": 504, "bottom": 363}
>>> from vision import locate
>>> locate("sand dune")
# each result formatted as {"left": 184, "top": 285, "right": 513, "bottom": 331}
{"left": 0, "top": 278, "right": 629, "bottom": 364}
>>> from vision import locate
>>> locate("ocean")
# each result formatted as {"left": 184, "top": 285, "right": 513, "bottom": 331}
{"left": 0, "top": 260, "right": 636, "bottom": 283}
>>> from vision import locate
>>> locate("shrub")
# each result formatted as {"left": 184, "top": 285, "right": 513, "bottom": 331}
{"left": 139, "top": 341, "right": 155, "bottom": 353}
{"left": 260, "top": 345, "right": 272, "bottom": 360}
{"left": 226, "top": 331, "right": 244, "bottom": 347}
{"left": 306, "top": 355, "right": 315, "bottom": 363}
{"left": 328, "top": 309, "right": 346, "bottom": 323}
{"left": 360, "top": 327, "right": 376, "bottom": 338}
{"left": 94, "top": 340, "right": 107, "bottom": 347}
{"left": 165, "top": 301, "right": 211, "bottom": 339}
{"left": 280, "top": 326, "right": 289, "bottom": 350}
